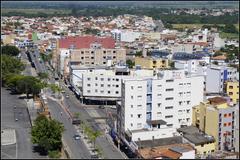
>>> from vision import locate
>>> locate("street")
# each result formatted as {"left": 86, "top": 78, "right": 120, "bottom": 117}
{"left": 25, "top": 46, "right": 126, "bottom": 159}
{"left": 1, "top": 88, "right": 47, "bottom": 159}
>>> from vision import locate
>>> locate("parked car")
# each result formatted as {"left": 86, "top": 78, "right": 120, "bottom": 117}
{"left": 99, "top": 105, "right": 105, "bottom": 109}
{"left": 73, "top": 134, "right": 80, "bottom": 140}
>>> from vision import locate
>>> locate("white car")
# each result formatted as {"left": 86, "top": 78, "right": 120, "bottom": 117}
{"left": 74, "top": 134, "right": 80, "bottom": 140}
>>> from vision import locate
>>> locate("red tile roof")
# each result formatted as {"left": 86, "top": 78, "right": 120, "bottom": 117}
{"left": 59, "top": 36, "right": 115, "bottom": 49}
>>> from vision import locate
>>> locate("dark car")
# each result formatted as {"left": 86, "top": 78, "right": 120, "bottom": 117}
{"left": 99, "top": 105, "right": 105, "bottom": 109}
{"left": 90, "top": 155, "right": 99, "bottom": 159}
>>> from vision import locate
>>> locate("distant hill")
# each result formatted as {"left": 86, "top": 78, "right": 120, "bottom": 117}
{"left": 1, "top": 1, "right": 239, "bottom": 9}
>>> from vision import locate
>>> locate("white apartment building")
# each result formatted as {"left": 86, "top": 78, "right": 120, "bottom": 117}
{"left": 111, "top": 29, "right": 141, "bottom": 42}
{"left": 117, "top": 70, "right": 204, "bottom": 150}
{"left": 69, "top": 65, "right": 154, "bottom": 102}
{"left": 206, "top": 66, "right": 238, "bottom": 93}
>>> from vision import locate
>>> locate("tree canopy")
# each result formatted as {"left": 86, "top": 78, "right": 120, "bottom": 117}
{"left": 1, "top": 54, "right": 25, "bottom": 83}
{"left": 31, "top": 115, "right": 64, "bottom": 152}
{"left": 1, "top": 45, "right": 20, "bottom": 56}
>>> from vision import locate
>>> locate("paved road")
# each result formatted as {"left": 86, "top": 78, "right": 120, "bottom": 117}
{"left": 1, "top": 88, "right": 46, "bottom": 159}
{"left": 47, "top": 98, "right": 91, "bottom": 159}
{"left": 59, "top": 84, "right": 125, "bottom": 159}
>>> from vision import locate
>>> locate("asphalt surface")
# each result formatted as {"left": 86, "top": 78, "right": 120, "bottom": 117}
{"left": 1, "top": 88, "right": 47, "bottom": 159}
{"left": 47, "top": 98, "right": 91, "bottom": 159}
{"left": 60, "top": 84, "right": 125, "bottom": 159}
{"left": 28, "top": 46, "right": 125, "bottom": 159}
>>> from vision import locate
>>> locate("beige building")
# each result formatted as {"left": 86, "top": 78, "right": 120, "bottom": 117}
{"left": 70, "top": 48, "right": 126, "bottom": 66}
{"left": 135, "top": 56, "right": 169, "bottom": 69}
{"left": 192, "top": 97, "right": 236, "bottom": 151}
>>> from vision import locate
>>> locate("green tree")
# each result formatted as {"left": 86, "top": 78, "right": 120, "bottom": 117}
{"left": 38, "top": 72, "right": 49, "bottom": 80}
{"left": 1, "top": 45, "right": 20, "bottom": 56}
{"left": 74, "top": 112, "right": 81, "bottom": 119}
{"left": 31, "top": 115, "right": 64, "bottom": 152}
{"left": 1, "top": 54, "right": 25, "bottom": 84}
{"left": 16, "top": 76, "right": 43, "bottom": 98}
{"left": 126, "top": 59, "right": 135, "bottom": 68}
{"left": 90, "top": 130, "right": 102, "bottom": 148}
{"left": 223, "top": 24, "right": 238, "bottom": 33}
{"left": 135, "top": 51, "right": 143, "bottom": 57}
{"left": 48, "top": 150, "right": 61, "bottom": 159}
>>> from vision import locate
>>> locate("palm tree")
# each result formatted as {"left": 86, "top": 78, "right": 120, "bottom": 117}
{"left": 91, "top": 130, "right": 102, "bottom": 149}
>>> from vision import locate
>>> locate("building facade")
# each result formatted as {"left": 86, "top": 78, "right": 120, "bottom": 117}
{"left": 226, "top": 81, "right": 239, "bottom": 104}
{"left": 192, "top": 98, "right": 236, "bottom": 151}
{"left": 117, "top": 70, "right": 204, "bottom": 150}
{"left": 206, "top": 66, "right": 237, "bottom": 93}
{"left": 135, "top": 57, "right": 169, "bottom": 69}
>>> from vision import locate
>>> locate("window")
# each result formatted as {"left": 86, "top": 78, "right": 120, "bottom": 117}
{"left": 131, "top": 114, "right": 133, "bottom": 118}
{"left": 100, "top": 90, "right": 104, "bottom": 93}
{"left": 167, "top": 124, "right": 173, "bottom": 127}
{"left": 131, "top": 96, "right": 133, "bottom": 99}
{"left": 100, "top": 84, "right": 104, "bottom": 87}
{"left": 81, "top": 51, "right": 84, "bottom": 54}
{"left": 186, "top": 109, "right": 190, "bottom": 113}
{"left": 95, "top": 77, "right": 98, "bottom": 80}
{"left": 116, "top": 85, "right": 119, "bottom": 88}
{"left": 137, "top": 95, "right": 142, "bottom": 99}
{"left": 108, "top": 78, "right": 111, "bottom": 81}
{"left": 187, "top": 101, "right": 190, "bottom": 105}
{"left": 179, "top": 101, "right": 183, "bottom": 105}
{"left": 113, "top": 56, "right": 116, "bottom": 59}
{"left": 137, "top": 114, "right": 142, "bottom": 118}
{"left": 165, "top": 115, "right": 173, "bottom": 118}
{"left": 229, "top": 92, "right": 233, "bottom": 95}
{"left": 166, "top": 97, "right": 174, "bottom": 100}
{"left": 224, "top": 114, "right": 227, "bottom": 117}
{"left": 138, "top": 86, "right": 142, "bottom": 89}
{"left": 229, "top": 86, "right": 233, "bottom": 89}
{"left": 228, "top": 122, "right": 231, "bottom": 126}
{"left": 131, "top": 105, "right": 133, "bottom": 108}
{"left": 87, "top": 78, "right": 91, "bottom": 81}
{"left": 130, "top": 123, "right": 133, "bottom": 127}
{"left": 87, "top": 84, "right": 91, "bottom": 87}
{"left": 108, "top": 91, "right": 111, "bottom": 94}
{"left": 95, "top": 83, "right": 98, "bottom": 86}
{"left": 108, "top": 84, "right": 111, "bottom": 87}
{"left": 81, "top": 57, "right": 84, "bottom": 59}
{"left": 100, "top": 78, "right": 104, "bottom": 81}
{"left": 165, "top": 106, "right": 173, "bottom": 109}
{"left": 116, "top": 91, "right": 119, "bottom": 94}
{"left": 166, "top": 79, "right": 174, "bottom": 82}
{"left": 137, "top": 123, "right": 142, "bottom": 128}
{"left": 87, "top": 90, "right": 90, "bottom": 93}
{"left": 116, "top": 78, "right": 119, "bottom": 81}
{"left": 113, "top": 50, "right": 116, "bottom": 53}
{"left": 137, "top": 105, "right": 142, "bottom": 108}
{"left": 166, "top": 88, "right": 174, "bottom": 91}
{"left": 224, "top": 123, "right": 227, "bottom": 127}
{"left": 157, "top": 85, "right": 162, "bottom": 87}
{"left": 157, "top": 103, "right": 161, "bottom": 107}
{"left": 95, "top": 89, "right": 98, "bottom": 93}
{"left": 157, "top": 94, "right": 161, "bottom": 97}
{"left": 131, "top": 86, "right": 134, "bottom": 89}
{"left": 228, "top": 113, "right": 232, "bottom": 117}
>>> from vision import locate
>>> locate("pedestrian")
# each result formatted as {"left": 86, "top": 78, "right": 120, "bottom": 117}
{"left": 60, "top": 111, "right": 63, "bottom": 116}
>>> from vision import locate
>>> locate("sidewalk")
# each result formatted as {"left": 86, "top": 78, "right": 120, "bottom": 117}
{"left": 25, "top": 99, "right": 38, "bottom": 126}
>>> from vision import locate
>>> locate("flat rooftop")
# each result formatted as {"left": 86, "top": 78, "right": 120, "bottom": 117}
{"left": 177, "top": 126, "right": 215, "bottom": 145}
{"left": 135, "top": 136, "right": 182, "bottom": 149}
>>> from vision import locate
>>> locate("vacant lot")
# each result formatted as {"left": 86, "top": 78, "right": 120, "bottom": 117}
{"left": 173, "top": 24, "right": 239, "bottom": 30}
{"left": 219, "top": 32, "right": 239, "bottom": 40}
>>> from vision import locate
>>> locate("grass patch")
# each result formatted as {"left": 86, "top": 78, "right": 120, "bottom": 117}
{"left": 172, "top": 24, "right": 239, "bottom": 30}
{"left": 219, "top": 32, "right": 239, "bottom": 40}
